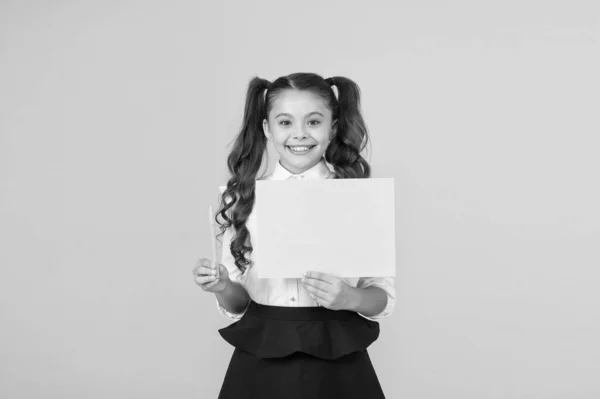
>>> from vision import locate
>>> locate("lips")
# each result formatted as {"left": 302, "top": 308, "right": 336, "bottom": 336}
{"left": 287, "top": 145, "right": 315, "bottom": 155}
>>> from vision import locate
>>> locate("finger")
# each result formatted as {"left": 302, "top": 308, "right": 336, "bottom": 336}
{"left": 303, "top": 271, "right": 334, "bottom": 284}
{"left": 196, "top": 275, "right": 217, "bottom": 285}
{"left": 195, "top": 275, "right": 217, "bottom": 285}
{"left": 301, "top": 277, "right": 329, "bottom": 292}
{"left": 308, "top": 293, "right": 321, "bottom": 305}
{"left": 202, "top": 278, "right": 220, "bottom": 290}
{"left": 193, "top": 265, "right": 217, "bottom": 277}
{"left": 305, "top": 286, "right": 328, "bottom": 303}
{"left": 193, "top": 259, "right": 213, "bottom": 272}
{"left": 196, "top": 258, "right": 212, "bottom": 267}
{"left": 303, "top": 283, "right": 329, "bottom": 298}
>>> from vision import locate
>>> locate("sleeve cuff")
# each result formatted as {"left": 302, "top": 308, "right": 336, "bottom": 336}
{"left": 356, "top": 278, "right": 396, "bottom": 321}
{"left": 215, "top": 296, "right": 248, "bottom": 321}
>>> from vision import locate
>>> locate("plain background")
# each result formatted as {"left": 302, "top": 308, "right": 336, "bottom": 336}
{"left": 1, "top": 1, "right": 598, "bottom": 398}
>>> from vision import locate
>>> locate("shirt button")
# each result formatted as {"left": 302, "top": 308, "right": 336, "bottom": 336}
{"left": 290, "top": 297, "right": 296, "bottom": 302}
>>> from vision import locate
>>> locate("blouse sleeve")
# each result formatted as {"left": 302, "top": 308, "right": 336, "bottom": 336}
{"left": 355, "top": 276, "right": 396, "bottom": 321}
{"left": 215, "top": 225, "right": 250, "bottom": 321}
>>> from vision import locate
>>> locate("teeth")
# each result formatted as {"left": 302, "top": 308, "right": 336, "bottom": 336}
{"left": 289, "top": 146, "right": 310, "bottom": 151}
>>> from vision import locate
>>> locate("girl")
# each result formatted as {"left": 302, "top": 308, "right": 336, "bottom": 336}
{"left": 193, "top": 72, "right": 396, "bottom": 398}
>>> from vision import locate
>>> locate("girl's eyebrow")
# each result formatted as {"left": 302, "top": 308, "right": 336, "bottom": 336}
{"left": 275, "top": 111, "right": 324, "bottom": 119}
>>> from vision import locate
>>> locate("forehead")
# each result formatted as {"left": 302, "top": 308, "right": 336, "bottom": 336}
{"left": 269, "top": 89, "right": 330, "bottom": 117}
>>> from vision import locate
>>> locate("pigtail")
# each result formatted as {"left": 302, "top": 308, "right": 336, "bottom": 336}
{"left": 324, "top": 76, "right": 371, "bottom": 179}
{"left": 215, "top": 72, "right": 371, "bottom": 273}
{"left": 216, "top": 76, "right": 270, "bottom": 273}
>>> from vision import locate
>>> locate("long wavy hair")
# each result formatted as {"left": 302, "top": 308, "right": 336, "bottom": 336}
{"left": 215, "top": 72, "right": 371, "bottom": 274}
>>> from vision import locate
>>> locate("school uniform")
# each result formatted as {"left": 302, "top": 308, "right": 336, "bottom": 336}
{"left": 215, "top": 158, "right": 396, "bottom": 399}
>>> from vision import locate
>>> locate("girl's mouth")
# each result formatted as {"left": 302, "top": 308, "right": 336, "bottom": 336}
{"left": 287, "top": 145, "right": 315, "bottom": 155}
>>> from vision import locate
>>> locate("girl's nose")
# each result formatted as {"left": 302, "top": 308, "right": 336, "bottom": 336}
{"left": 293, "top": 126, "right": 307, "bottom": 139}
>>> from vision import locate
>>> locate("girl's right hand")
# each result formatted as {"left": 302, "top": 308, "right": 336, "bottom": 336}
{"left": 193, "top": 258, "right": 229, "bottom": 293}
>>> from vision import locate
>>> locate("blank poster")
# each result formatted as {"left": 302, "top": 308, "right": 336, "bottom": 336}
{"left": 254, "top": 178, "right": 396, "bottom": 278}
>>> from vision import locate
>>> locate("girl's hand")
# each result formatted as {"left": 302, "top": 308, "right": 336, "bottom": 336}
{"left": 193, "top": 258, "right": 229, "bottom": 293}
{"left": 301, "top": 271, "right": 354, "bottom": 311}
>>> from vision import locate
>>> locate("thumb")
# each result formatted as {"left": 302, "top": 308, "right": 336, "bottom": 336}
{"left": 217, "top": 263, "right": 229, "bottom": 278}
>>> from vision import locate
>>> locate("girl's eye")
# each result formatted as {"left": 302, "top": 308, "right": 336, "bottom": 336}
{"left": 279, "top": 120, "right": 291, "bottom": 126}
{"left": 309, "top": 120, "right": 321, "bottom": 126}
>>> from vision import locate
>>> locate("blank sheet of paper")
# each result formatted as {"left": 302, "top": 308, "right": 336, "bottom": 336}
{"left": 254, "top": 178, "right": 395, "bottom": 278}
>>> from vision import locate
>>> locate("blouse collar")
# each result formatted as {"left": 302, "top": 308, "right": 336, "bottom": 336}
{"left": 270, "top": 158, "right": 334, "bottom": 180}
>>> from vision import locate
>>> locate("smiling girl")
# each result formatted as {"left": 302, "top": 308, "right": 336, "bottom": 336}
{"left": 193, "top": 72, "right": 396, "bottom": 398}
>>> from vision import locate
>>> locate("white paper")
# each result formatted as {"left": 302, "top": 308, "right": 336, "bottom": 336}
{"left": 254, "top": 178, "right": 396, "bottom": 278}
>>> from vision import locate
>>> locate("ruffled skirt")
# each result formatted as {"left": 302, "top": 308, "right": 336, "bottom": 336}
{"left": 217, "top": 300, "right": 385, "bottom": 398}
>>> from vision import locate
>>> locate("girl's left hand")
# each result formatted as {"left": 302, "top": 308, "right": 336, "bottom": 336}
{"left": 301, "top": 271, "right": 354, "bottom": 311}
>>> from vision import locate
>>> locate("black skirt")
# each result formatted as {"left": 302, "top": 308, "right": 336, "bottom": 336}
{"left": 217, "top": 300, "right": 385, "bottom": 399}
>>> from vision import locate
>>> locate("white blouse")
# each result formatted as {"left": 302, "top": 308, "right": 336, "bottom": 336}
{"left": 215, "top": 158, "right": 396, "bottom": 322}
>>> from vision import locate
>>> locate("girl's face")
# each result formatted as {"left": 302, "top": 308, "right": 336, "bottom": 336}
{"left": 263, "top": 89, "right": 335, "bottom": 175}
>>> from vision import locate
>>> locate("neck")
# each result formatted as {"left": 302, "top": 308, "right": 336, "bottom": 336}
{"left": 280, "top": 159, "right": 321, "bottom": 175}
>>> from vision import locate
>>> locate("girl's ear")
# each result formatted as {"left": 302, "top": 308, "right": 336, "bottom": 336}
{"left": 263, "top": 118, "right": 271, "bottom": 140}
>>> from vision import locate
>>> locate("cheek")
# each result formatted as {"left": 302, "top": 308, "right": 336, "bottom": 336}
{"left": 315, "top": 128, "right": 331, "bottom": 145}
{"left": 270, "top": 125, "right": 330, "bottom": 147}
{"left": 269, "top": 128, "right": 285, "bottom": 145}
{"left": 272, "top": 134, "right": 287, "bottom": 146}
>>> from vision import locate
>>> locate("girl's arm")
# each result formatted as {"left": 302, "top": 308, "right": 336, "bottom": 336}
{"left": 215, "top": 279, "right": 251, "bottom": 315}
{"left": 347, "top": 285, "right": 389, "bottom": 318}
{"left": 214, "top": 215, "right": 251, "bottom": 319}
{"left": 302, "top": 273, "right": 395, "bottom": 318}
